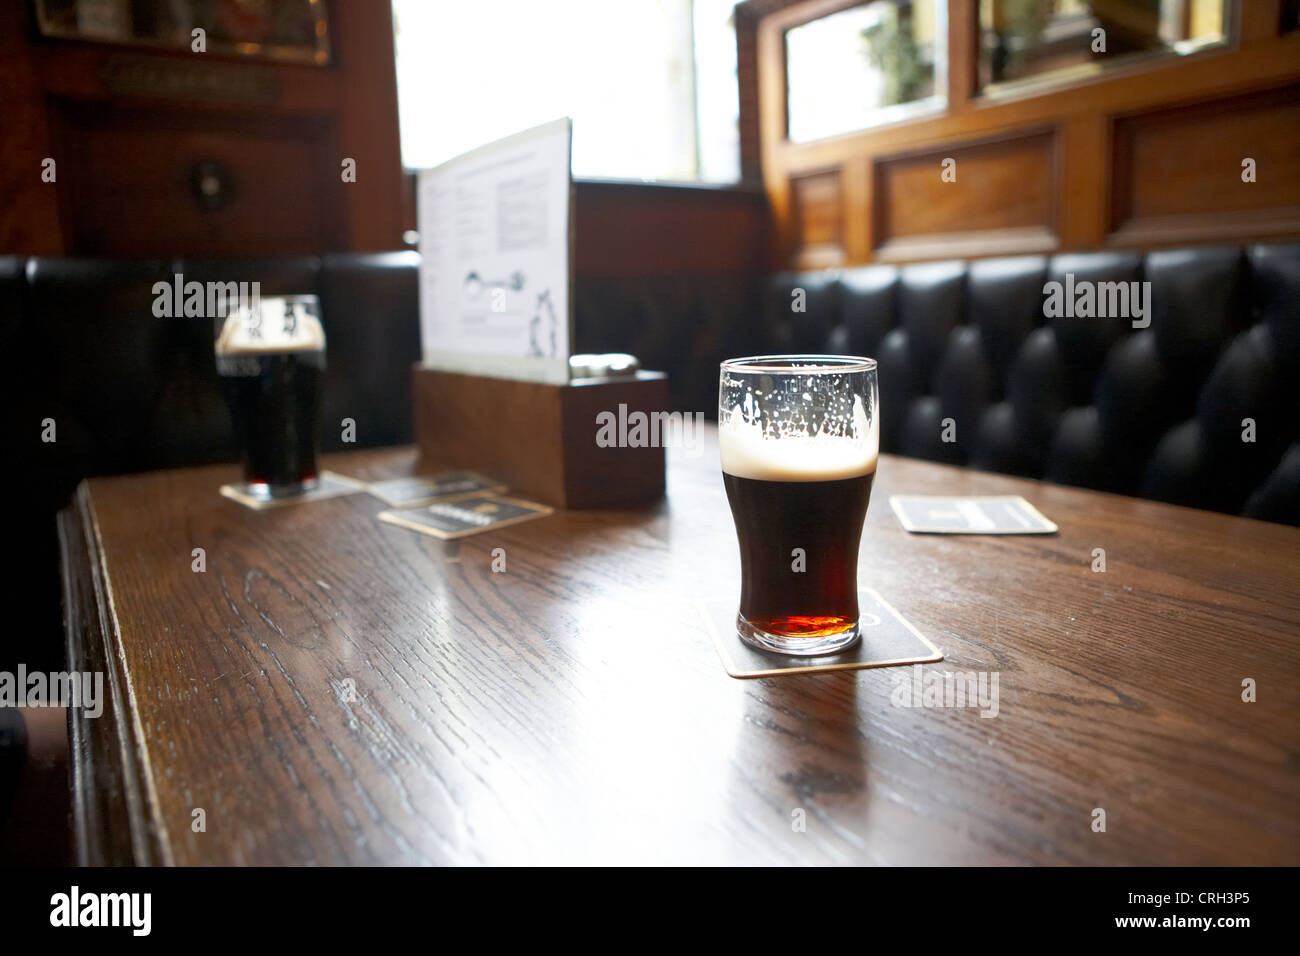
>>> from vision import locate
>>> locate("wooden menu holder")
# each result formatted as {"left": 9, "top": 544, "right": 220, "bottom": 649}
{"left": 411, "top": 366, "right": 670, "bottom": 509}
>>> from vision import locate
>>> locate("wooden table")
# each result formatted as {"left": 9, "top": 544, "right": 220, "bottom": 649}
{"left": 60, "top": 430, "right": 1300, "bottom": 865}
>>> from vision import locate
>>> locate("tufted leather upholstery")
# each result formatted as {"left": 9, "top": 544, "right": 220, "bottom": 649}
{"left": 3, "top": 242, "right": 1296, "bottom": 670}
{"left": 20, "top": 244, "right": 1289, "bottom": 526}
{"left": 762, "top": 244, "right": 1300, "bottom": 525}
{"left": 574, "top": 274, "right": 760, "bottom": 416}
{"left": 1, "top": 253, "right": 421, "bottom": 671}
{"left": 7, "top": 253, "right": 420, "bottom": 502}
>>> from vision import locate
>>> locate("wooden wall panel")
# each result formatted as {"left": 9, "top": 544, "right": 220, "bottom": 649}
{"left": 0, "top": 0, "right": 404, "bottom": 256}
{"left": 573, "top": 182, "right": 767, "bottom": 277}
{"left": 0, "top": 2, "right": 63, "bottom": 253}
{"left": 405, "top": 175, "right": 770, "bottom": 280}
{"left": 789, "top": 169, "right": 845, "bottom": 268}
{"left": 1109, "top": 83, "right": 1300, "bottom": 246}
{"left": 49, "top": 103, "right": 344, "bottom": 257}
{"left": 743, "top": 0, "right": 1300, "bottom": 269}
{"left": 873, "top": 129, "right": 1059, "bottom": 262}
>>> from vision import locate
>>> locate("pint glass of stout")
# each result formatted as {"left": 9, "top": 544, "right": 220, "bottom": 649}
{"left": 215, "top": 295, "right": 326, "bottom": 499}
{"left": 720, "top": 355, "right": 878, "bottom": 656}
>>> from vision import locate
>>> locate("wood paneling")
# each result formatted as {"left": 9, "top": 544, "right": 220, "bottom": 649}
{"left": 789, "top": 169, "right": 845, "bottom": 267}
{"left": 330, "top": 0, "right": 407, "bottom": 251}
{"left": 572, "top": 181, "right": 767, "bottom": 277}
{"left": 0, "top": 2, "right": 63, "bottom": 253}
{"left": 0, "top": 0, "right": 405, "bottom": 256}
{"left": 48, "top": 102, "right": 344, "bottom": 257}
{"left": 402, "top": 175, "right": 768, "bottom": 278}
{"left": 743, "top": 0, "right": 1300, "bottom": 268}
{"left": 1109, "top": 83, "right": 1300, "bottom": 246}
{"left": 736, "top": 0, "right": 829, "bottom": 184}
{"left": 402, "top": 176, "right": 769, "bottom": 278}
{"left": 873, "top": 128, "right": 1059, "bottom": 262}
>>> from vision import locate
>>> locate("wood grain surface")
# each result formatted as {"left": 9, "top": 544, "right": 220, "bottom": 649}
{"left": 62, "top": 432, "right": 1300, "bottom": 865}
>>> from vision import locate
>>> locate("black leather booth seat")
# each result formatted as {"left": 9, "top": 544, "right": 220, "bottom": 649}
{"left": 1, "top": 252, "right": 420, "bottom": 671}
{"left": 11, "top": 252, "right": 420, "bottom": 481}
{"left": 763, "top": 245, "right": 1300, "bottom": 526}
{"left": 1, "top": 243, "right": 1296, "bottom": 667}
{"left": 10, "top": 245, "right": 1291, "bottom": 529}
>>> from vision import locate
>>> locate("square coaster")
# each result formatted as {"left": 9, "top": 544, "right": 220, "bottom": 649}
{"left": 701, "top": 587, "right": 943, "bottom": 679}
{"left": 219, "top": 471, "right": 363, "bottom": 511}
{"left": 377, "top": 494, "right": 554, "bottom": 540}
{"left": 360, "top": 471, "right": 506, "bottom": 507}
{"left": 889, "top": 494, "right": 1058, "bottom": 534}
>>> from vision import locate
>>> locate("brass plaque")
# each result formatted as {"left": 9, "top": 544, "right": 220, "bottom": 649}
{"left": 103, "top": 56, "right": 278, "bottom": 105}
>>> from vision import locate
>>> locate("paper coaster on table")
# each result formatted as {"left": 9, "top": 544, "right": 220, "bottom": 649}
{"left": 889, "top": 495, "right": 1058, "bottom": 534}
{"left": 700, "top": 587, "right": 943, "bottom": 680}
{"left": 219, "top": 471, "right": 363, "bottom": 510}
{"left": 377, "top": 494, "right": 553, "bottom": 540}
{"left": 359, "top": 471, "right": 507, "bottom": 508}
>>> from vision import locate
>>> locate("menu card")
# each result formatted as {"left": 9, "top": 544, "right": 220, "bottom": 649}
{"left": 416, "top": 117, "right": 573, "bottom": 385}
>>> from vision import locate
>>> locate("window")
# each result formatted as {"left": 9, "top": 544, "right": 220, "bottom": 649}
{"left": 785, "top": 1, "right": 946, "bottom": 144}
{"left": 392, "top": 0, "right": 740, "bottom": 183}
{"left": 977, "top": 0, "right": 1231, "bottom": 92}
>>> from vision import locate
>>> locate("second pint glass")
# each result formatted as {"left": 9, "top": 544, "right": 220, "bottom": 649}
{"left": 719, "top": 355, "right": 879, "bottom": 655}
{"left": 215, "top": 295, "right": 327, "bottom": 499}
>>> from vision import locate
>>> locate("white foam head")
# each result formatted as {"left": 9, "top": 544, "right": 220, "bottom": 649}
{"left": 216, "top": 300, "right": 325, "bottom": 355}
{"left": 720, "top": 394, "right": 878, "bottom": 482}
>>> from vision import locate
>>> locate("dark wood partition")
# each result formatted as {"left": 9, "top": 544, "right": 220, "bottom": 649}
{"left": 0, "top": 0, "right": 406, "bottom": 256}
{"left": 401, "top": 175, "right": 768, "bottom": 280}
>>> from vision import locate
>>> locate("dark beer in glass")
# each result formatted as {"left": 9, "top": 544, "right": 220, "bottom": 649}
{"left": 215, "top": 296, "right": 326, "bottom": 499}
{"left": 719, "top": 355, "right": 878, "bottom": 655}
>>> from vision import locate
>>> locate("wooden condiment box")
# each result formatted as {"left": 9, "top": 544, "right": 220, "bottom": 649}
{"left": 412, "top": 366, "right": 669, "bottom": 509}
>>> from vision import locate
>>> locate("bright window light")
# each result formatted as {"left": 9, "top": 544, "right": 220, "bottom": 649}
{"left": 392, "top": 0, "right": 740, "bottom": 182}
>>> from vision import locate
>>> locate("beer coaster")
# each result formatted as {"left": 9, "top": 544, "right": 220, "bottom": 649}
{"left": 377, "top": 494, "right": 554, "bottom": 540}
{"left": 219, "top": 471, "right": 363, "bottom": 511}
{"left": 358, "top": 471, "right": 507, "bottom": 508}
{"left": 889, "top": 495, "right": 1058, "bottom": 534}
{"left": 700, "top": 587, "right": 943, "bottom": 680}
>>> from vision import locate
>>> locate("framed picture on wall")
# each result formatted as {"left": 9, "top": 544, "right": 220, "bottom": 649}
{"left": 34, "top": 0, "right": 331, "bottom": 65}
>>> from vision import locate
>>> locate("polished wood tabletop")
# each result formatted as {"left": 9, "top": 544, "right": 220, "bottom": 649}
{"left": 60, "top": 429, "right": 1300, "bottom": 865}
